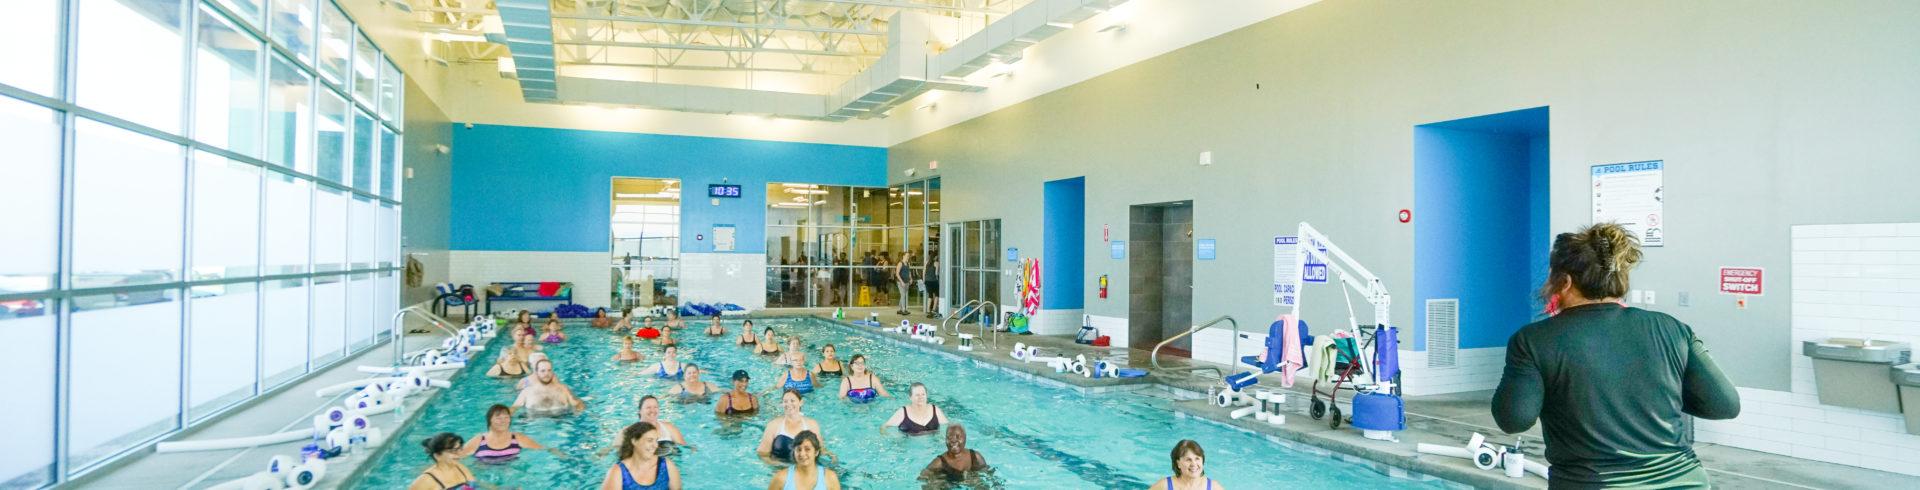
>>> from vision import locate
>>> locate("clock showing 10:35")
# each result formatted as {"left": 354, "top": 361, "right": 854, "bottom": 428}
{"left": 708, "top": 184, "right": 742, "bottom": 198}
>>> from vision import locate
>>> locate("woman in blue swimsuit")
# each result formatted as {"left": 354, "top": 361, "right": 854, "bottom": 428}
{"left": 780, "top": 349, "right": 816, "bottom": 395}
{"left": 836, "top": 355, "right": 890, "bottom": 403}
{"left": 645, "top": 346, "right": 684, "bottom": 381}
{"left": 766, "top": 431, "right": 840, "bottom": 490}
{"left": 756, "top": 389, "right": 823, "bottom": 463}
{"left": 410, "top": 433, "right": 479, "bottom": 490}
{"left": 1147, "top": 440, "right": 1224, "bottom": 490}
{"left": 600, "top": 422, "right": 681, "bottom": 490}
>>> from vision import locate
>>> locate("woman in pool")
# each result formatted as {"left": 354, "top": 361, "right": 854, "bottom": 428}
{"left": 921, "top": 425, "right": 989, "bottom": 483}
{"left": 704, "top": 314, "right": 726, "bottom": 337}
{"left": 737, "top": 320, "right": 759, "bottom": 346}
{"left": 462, "top": 404, "right": 556, "bottom": 464}
{"left": 1492, "top": 224, "right": 1738, "bottom": 488}
{"left": 714, "top": 370, "right": 760, "bottom": 417}
{"left": 512, "top": 359, "right": 584, "bottom": 416}
{"left": 512, "top": 310, "right": 533, "bottom": 332}
{"left": 654, "top": 325, "right": 678, "bottom": 348}
{"left": 837, "top": 354, "right": 890, "bottom": 403}
{"left": 811, "top": 344, "right": 845, "bottom": 379}
{"left": 612, "top": 336, "right": 643, "bottom": 363}
{"left": 766, "top": 431, "right": 838, "bottom": 490}
{"left": 1147, "top": 439, "right": 1222, "bottom": 490}
{"left": 643, "top": 345, "right": 684, "bottom": 380}
{"left": 410, "top": 433, "right": 479, "bottom": 490}
{"left": 636, "top": 395, "right": 687, "bottom": 445}
{"left": 590, "top": 308, "right": 614, "bottom": 328}
{"left": 663, "top": 310, "right": 685, "bottom": 330}
{"left": 599, "top": 422, "right": 681, "bottom": 490}
{"left": 486, "top": 339, "right": 529, "bottom": 378}
{"left": 780, "top": 338, "right": 804, "bottom": 366}
{"left": 668, "top": 363, "right": 718, "bottom": 404}
{"left": 882, "top": 383, "right": 948, "bottom": 435}
{"left": 541, "top": 317, "right": 567, "bottom": 344}
{"left": 779, "top": 348, "right": 816, "bottom": 394}
{"left": 756, "top": 389, "right": 824, "bottom": 463}
{"left": 755, "top": 327, "right": 782, "bottom": 357}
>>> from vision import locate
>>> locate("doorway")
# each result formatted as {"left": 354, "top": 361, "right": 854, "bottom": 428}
{"left": 1128, "top": 201, "right": 1193, "bottom": 354}
{"left": 610, "top": 178, "right": 681, "bottom": 309}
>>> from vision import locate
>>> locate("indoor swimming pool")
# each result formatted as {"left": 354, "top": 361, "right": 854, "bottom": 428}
{"left": 357, "top": 317, "right": 1445, "bottom": 488}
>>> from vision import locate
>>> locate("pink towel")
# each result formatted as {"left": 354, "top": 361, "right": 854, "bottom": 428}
{"left": 1280, "top": 314, "right": 1305, "bottom": 388}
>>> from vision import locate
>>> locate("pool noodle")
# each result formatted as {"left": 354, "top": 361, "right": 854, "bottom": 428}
{"left": 355, "top": 364, "right": 464, "bottom": 375}
{"left": 155, "top": 428, "right": 316, "bottom": 453}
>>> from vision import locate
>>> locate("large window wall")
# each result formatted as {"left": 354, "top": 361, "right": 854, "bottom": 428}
{"left": 766, "top": 179, "right": 940, "bottom": 310}
{"left": 0, "top": 0, "right": 405, "bottom": 485}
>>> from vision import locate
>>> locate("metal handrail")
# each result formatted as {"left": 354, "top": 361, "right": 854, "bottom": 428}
{"left": 390, "top": 306, "right": 459, "bottom": 368}
{"left": 940, "top": 299, "right": 982, "bottom": 336}
{"left": 1150, "top": 315, "right": 1240, "bottom": 371}
{"left": 971, "top": 301, "right": 1000, "bottom": 349}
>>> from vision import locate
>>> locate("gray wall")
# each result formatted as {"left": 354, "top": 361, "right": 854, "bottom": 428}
{"left": 886, "top": 0, "right": 1920, "bottom": 391}
{"left": 400, "top": 79, "right": 453, "bottom": 306}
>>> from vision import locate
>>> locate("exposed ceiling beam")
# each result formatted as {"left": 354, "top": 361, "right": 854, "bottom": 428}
{"left": 560, "top": 61, "right": 857, "bottom": 76}
{"left": 552, "top": 12, "right": 886, "bottom": 36}
{"left": 811, "top": 0, "right": 1006, "bottom": 15}
{"left": 557, "top": 40, "right": 881, "bottom": 58}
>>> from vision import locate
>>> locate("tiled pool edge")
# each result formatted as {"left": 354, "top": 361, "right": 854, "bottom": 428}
{"left": 798, "top": 315, "right": 1493, "bottom": 489}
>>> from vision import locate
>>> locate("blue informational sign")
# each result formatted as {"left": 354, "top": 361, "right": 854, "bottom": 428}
{"left": 1274, "top": 236, "right": 1329, "bottom": 284}
{"left": 1007, "top": 247, "right": 1018, "bottom": 263}
{"left": 1111, "top": 241, "right": 1127, "bottom": 259}
{"left": 1196, "top": 239, "right": 1216, "bottom": 260}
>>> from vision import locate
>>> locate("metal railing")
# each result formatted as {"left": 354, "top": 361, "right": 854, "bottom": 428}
{"left": 970, "top": 301, "right": 1000, "bottom": 349}
{"left": 1150, "top": 315, "right": 1240, "bottom": 372}
{"left": 940, "top": 299, "right": 983, "bottom": 336}
{"left": 390, "top": 306, "right": 460, "bottom": 368}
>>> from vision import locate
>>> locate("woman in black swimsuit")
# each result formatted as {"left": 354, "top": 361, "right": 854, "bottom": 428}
{"left": 736, "top": 320, "right": 759, "bottom": 346}
{"left": 755, "top": 327, "right": 782, "bottom": 356}
{"left": 882, "top": 383, "right": 948, "bottom": 435}
{"left": 714, "top": 370, "right": 760, "bottom": 417}
{"left": 812, "top": 344, "right": 845, "bottom": 378}
{"left": 921, "top": 425, "right": 989, "bottom": 483}
{"left": 409, "top": 433, "right": 478, "bottom": 490}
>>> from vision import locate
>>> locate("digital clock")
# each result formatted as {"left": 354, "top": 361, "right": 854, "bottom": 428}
{"left": 708, "top": 184, "right": 743, "bottom": 198}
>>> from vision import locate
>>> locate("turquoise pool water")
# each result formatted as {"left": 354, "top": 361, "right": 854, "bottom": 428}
{"left": 358, "top": 317, "right": 1445, "bottom": 489}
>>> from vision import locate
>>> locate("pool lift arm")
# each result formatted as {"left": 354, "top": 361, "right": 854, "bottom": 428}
{"left": 1287, "top": 222, "right": 1392, "bottom": 339}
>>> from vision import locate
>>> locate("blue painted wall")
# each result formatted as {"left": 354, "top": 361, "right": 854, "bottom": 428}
{"left": 449, "top": 125, "right": 887, "bottom": 253}
{"left": 1414, "top": 107, "right": 1549, "bottom": 350}
{"left": 1042, "top": 177, "right": 1086, "bottom": 310}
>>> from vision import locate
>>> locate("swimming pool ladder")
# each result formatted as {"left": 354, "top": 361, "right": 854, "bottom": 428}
{"left": 390, "top": 306, "right": 460, "bottom": 368}
{"left": 970, "top": 301, "right": 1001, "bottom": 349}
{"left": 1150, "top": 315, "right": 1239, "bottom": 379}
{"left": 940, "top": 299, "right": 984, "bottom": 337}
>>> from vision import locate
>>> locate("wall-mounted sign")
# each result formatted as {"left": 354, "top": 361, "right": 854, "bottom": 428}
{"left": 708, "top": 184, "right": 743, "bottom": 198}
{"left": 1719, "top": 267, "right": 1764, "bottom": 296}
{"left": 1007, "top": 247, "right": 1018, "bottom": 263}
{"left": 713, "top": 224, "right": 736, "bottom": 252}
{"left": 1591, "top": 160, "right": 1664, "bottom": 247}
{"left": 1110, "top": 241, "right": 1127, "bottom": 259}
{"left": 1274, "top": 236, "right": 1329, "bottom": 284}
{"left": 1196, "top": 239, "right": 1216, "bottom": 260}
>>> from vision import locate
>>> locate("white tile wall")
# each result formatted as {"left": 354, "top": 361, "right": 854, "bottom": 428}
{"left": 680, "top": 252, "right": 767, "bottom": 310}
{"left": 1031, "top": 308, "right": 1084, "bottom": 336}
{"left": 1695, "top": 223, "right": 1920, "bottom": 477}
{"left": 1398, "top": 347, "right": 1506, "bottom": 395}
{"left": 449, "top": 250, "right": 612, "bottom": 310}
{"left": 1088, "top": 314, "right": 1128, "bottom": 348}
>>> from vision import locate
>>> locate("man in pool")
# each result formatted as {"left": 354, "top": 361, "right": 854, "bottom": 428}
{"left": 920, "top": 425, "right": 989, "bottom": 483}
{"left": 512, "top": 359, "right": 584, "bottom": 416}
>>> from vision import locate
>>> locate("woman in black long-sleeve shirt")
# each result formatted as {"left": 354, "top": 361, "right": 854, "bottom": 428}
{"left": 1492, "top": 223, "right": 1740, "bottom": 489}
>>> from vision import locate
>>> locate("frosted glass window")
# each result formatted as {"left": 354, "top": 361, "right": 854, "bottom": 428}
{"left": 192, "top": 152, "right": 261, "bottom": 280}
{"left": 351, "top": 110, "right": 374, "bottom": 191}
{"left": 378, "top": 204, "right": 398, "bottom": 267}
{"left": 310, "top": 275, "right": 345, "bottom": 363}
{"left": 0, "top": 98, "right": 62, "bottom": 294}
{"left": 378, "top": 60, "right": 401, "bottom": 121}
{"left": 316, "top": 2, "right": 349, "bottom": 85}
{"left": 72, "top": 119, "right": 185, "bottom": 289}
{"left": 266, "top": 55, "right": 313, "bottom": 172}
{"left": 348, "top": 273, "right": 372, "bottom": 350}
{"left": 194, "top": 7, "right": 263, "bottom": 156}
{"left": 70, "top": 292, "right": 181, "bottom": 468}
{"left": 77, "top": 0, "right": 186, "bottom": 133}
{"left": 314, "top": 187, "right": 347, "bottom": 272}
{"left": 0, "top": 0, "right": 61, "bottom": 95}
{"left": 213, "top": 0, "right": 262, "bottom": 27}
{"left": 0, "top": 299, "right": 55, "bottom": 488}
{"left": 261, "top": 278, "right": 307, "bottom": 387}
{"left": 189, "top": 283, "right": 257, "bottom": 419}
{"left": 263, "top": 173, "right": 311, "bottom": 274}
{"left": 267, "top": 0, "right": 313, "bottom": 64}
{"left": 378, "top": 128, "right": 397, "bottom": 197}
{"left": 349, "top": 196, "right": 374, "bottom": 269}
{"left": 351, "top": 32, "right": 378, "bottom": 104}
{"left": 376, "top": 271, "right": 396, "bottom": 339}
{"left": 316, "top": 90, "right": 347, "bottom": 182}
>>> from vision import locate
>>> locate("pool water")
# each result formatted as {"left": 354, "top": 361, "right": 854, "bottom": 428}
{"left": 358, "top": 317, "right": 1445, "bottom": 489}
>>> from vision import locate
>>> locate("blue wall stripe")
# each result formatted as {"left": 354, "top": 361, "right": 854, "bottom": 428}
{"left": 1042, "top": 177, "right": 1086, "bottom": 310}
{"left": 1413, "top": 107, "right": 1549, "bottom": 350}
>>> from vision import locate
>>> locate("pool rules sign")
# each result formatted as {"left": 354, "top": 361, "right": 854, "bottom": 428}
{"left": 1719, "top": 267, "right": 1764, "bottom": 296}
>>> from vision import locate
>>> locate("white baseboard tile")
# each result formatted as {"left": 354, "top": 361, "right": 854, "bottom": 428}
{"left": 1088, "top": 315, "right": 1128, "bottom": 348}
{"left": 680, "top": 253, "right": 768, "bottom": 310}
{"left": 449, "top": 250, "right": 611, "bottom": 311}
{"left": 1031, "top": 309, "right": 1084, "bottom": 336}
{"left": 1397, "top": 347, "right": 1505, "bottom": 396}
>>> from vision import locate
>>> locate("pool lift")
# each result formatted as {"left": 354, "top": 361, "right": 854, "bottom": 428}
{"left": 1222, "top": 222, "right": 1404, "bottom": 440}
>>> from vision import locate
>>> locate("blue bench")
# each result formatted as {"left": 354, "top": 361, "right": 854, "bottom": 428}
{"left": 485, "top": 282, "right": 573, "bottom": 316}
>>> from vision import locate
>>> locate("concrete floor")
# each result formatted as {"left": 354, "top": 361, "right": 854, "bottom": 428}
{"left": 69, "top": 316, "right": 465, "bottom": 490}
{"left": 65, "top": 306, "right": 1907, "bottom": 489}
{"left": 805, "top": 307, "right": 1911, "bottom": 490}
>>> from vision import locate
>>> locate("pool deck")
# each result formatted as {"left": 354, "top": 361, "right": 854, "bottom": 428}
{"left": 68, "top": 315, "right": 467, "bottom": 490}
{"left": 791, "top": 307, "right": 1910, "bottom": 490}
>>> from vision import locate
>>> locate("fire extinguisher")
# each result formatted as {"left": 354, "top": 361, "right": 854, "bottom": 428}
{"left": 1098, "top": 274, "right": 1109, "bottom": 299}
